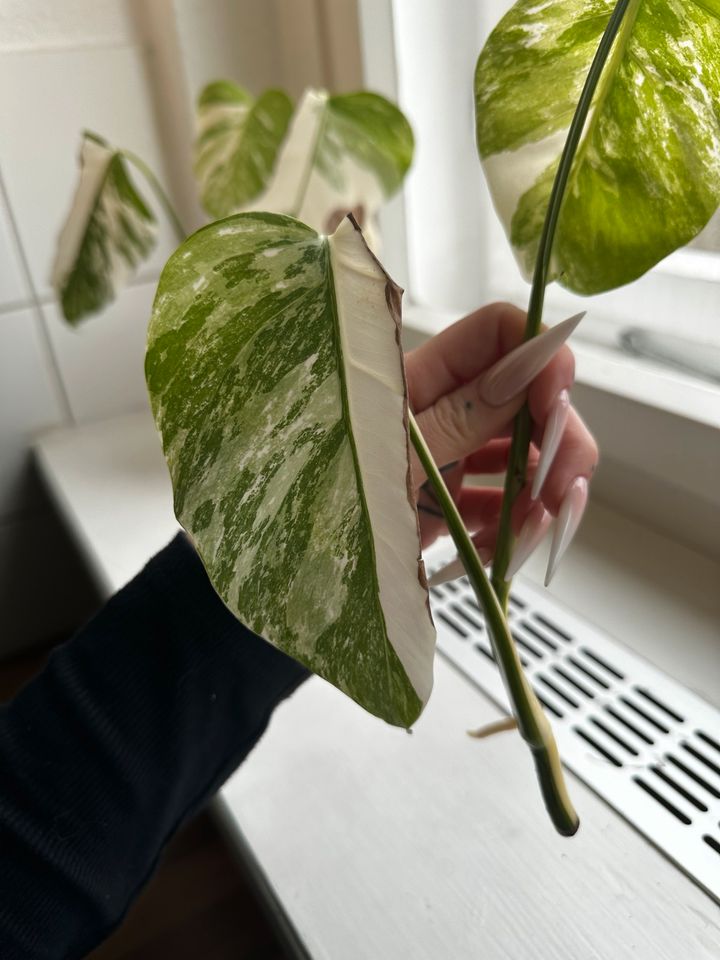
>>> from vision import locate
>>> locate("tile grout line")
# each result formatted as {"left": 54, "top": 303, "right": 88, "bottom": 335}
{"left": 0, "top": 271, "right": 161, "bottom": 319}
{"left": 0, "top": 164, "right": 75, "bottom": 424}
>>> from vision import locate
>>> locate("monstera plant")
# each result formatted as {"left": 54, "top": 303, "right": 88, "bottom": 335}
{"left": 55, "top": 0, "right": 720, "bottom": 836}
{"left": 53, "top": 81, "right": 412, "bottom": 325}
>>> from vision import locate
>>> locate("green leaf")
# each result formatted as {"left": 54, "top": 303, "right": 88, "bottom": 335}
{"left": 194, "top": 81, "right": 293, "bottom": 219}
{"left": 53, "top": 132, "right": 157, "bottom": 325}
{"left": 475, "top": 0, "right": 720, "bottom": 294}
{"left": 146, "top": 212, "right": 435, "bottom": 727}
{"left": 251, "top": 89, "right": 414, "bottom": 237}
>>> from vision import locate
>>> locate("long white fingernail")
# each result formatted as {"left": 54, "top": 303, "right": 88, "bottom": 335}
{"left": 545, "top": 477, "right": 589, "bottom": 586}
{"left": 479, "top": 312, "right": 585, "bottom": 407}
{"left": 505, "top": 504, "right": 552, "bottom": 581}
{"left": 531, "top": 389, "right": 571, "bottom": 501}
{"left": 428, "top": 545, "right": 492, "bottom": 587}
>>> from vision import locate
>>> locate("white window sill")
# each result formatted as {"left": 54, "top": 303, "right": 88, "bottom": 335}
{"left": 403, "top": 301, "right": 720, "bottom": 430}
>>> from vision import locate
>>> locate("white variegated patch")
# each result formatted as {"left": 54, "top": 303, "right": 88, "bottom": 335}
{"left": 53, "top": 132, "right": 156, "bottom": 325}
{"left": 482, "top": 126, "right": 569, "bottom": 277}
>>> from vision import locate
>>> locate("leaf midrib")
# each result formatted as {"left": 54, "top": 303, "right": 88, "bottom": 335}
{"left": 566, "top": 0, "right": 644, "bottom": 193}
{"left": 688, "top": 0, "right": 720, "bottom": 22}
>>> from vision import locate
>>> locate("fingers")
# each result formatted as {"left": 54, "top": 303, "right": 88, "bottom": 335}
{"left": 410, "top": 382, "right": 523, "bottom": 485}
{"left": 457, "top": 487, "right": 503, "bottom": 532}
{"left": 406, "top": 302, "right": 528, "bottom": 414}
{"left": 409, "top": 311, "right": 581, "bottom": 486}
{"left": 530, "top": 405, "right": 598, "bottom": 515}
{"left": 464, "top": 440, "right": 511, "bottom": 474}
{"left": 505, "top": 405, "right": 597, "bottom": 584}
{"left": 406, "top": 302, "right": 597, "bottom": 585}
{"left": 417, "top": 484, "right": 502, "bottom": 550}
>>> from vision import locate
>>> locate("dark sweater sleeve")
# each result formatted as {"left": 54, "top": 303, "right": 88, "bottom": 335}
{"left": 0, "top": 533, "right": 309, "bottom": 959}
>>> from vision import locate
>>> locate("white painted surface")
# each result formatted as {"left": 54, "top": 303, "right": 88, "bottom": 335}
{"left": 390, "top": 0, "right": 488, "bottom": 314}
{"left": 173, "top": 0, "right": 281, "bottom": 98}
{"left": 223, "top": 664, "right": 720, "bottom": 960}
{"left": 0, "top": 0, "right": 133, "bottom": 51}
{"left": 0, "top": 306, "right": 65, "bottom": 515}
{"left": 34, "top": 410, "right": 720, "bottom": 958}
{"left": 0, "top": 45, "right": 178, "bottom": 299}
{"left": 43, "top": 282, "right": 156, "bottom": 423}
{"left": 0, "top": 191, "right": 28, "bottom": 308}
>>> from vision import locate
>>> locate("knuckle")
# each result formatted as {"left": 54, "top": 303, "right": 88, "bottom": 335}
{"left": 426, "top": 393, "right": 469, "bottom": 450}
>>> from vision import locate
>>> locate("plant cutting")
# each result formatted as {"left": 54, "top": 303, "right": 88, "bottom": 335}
{"left": 54, "top": 0, "right": 720, "bottom": 837}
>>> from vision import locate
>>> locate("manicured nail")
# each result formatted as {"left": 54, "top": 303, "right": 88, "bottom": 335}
{"left": 479, "top": 312, "right": 585, "bottom": 407}
{"left": 545, "top": 477, "right": 589, "bottom": 586}
{"left": 531, "top": 389, "right": 571, "bottom": 501}
{"left": 428, "top": 545, "right": 492, "bottom": 587}
{"left": 504, "top": 503, "right": 552, "bottom": 581}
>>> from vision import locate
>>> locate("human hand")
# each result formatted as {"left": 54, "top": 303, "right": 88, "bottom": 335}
{"left": 405, "top": 302, "right": 598, "bottom": 585}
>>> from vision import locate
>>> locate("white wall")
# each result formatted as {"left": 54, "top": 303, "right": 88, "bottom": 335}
{"left": 0, "top": 0, "right": 361, "bottom": 654}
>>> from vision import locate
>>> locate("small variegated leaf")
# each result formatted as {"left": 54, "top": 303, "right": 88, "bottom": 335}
{"left": 146, "top": 212, "right": 434, "bottom": 727}
{"left": 194, "top": 80, "right": 293, "bottom": 219}
{"left": 250, "top": 89, "right": 414, "bottom": 239}
{"left": 475, "top": 0, "right": 720, "bottom": 294}
{"left": 53, "top": 132, "right": 157, "bottom": 325}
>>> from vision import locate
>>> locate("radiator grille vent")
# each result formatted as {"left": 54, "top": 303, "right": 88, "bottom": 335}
{"left": 426, "top": 549, "right": 720, "bottom": 903}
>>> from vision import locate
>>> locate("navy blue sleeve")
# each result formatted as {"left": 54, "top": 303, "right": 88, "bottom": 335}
{"left": 0, "top": 534, "right": 308, "bottom": 959}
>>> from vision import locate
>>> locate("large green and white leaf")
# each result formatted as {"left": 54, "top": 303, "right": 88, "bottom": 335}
{"left": 53, "top": 132, "right": 157, "bottom": 325}
{"left": 475, "top": 0, "right": 720, "bottom": 294}
{"left": 146, "top": 212, "right": 434, "bottom": 727}
{"left": 194, "top": 80, "right": 293, "bottom": 219}
{"left": 249, "top": 89, "right": 413, "bottom": 241}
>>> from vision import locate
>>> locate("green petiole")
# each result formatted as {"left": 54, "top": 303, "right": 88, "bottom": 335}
{"left": 409, "top": 414, "right": 579, "bottom": 836}
{"left": 122, "top": 150, "right": 188, "bottom": 246}
{"left": 491, "top": 0, "right": 638, "bottom": 610}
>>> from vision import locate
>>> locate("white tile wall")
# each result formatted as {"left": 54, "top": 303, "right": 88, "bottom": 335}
{"left": 0, "top": 190, "right": 29, "bottom": 307}
{"left": 0, "top": 44, "right": 180, "bottom": 300}
{"left": 0, "top": 0, "right": 133, "bottom": 52}
{"left": 0, "top": 306, "right": 65, "bottom": 515}
{"left": 42, "top": 282, "right": 156, "bottom": 423}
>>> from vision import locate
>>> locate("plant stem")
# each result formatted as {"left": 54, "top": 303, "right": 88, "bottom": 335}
{"left": 409, "top": 414, "right": 578, "bottom": 836}
{"left": 122, "top": 150, "right": 187, "bottom": 246}
{"left": 491, "top": 0, "right": 637, "bottom": 609}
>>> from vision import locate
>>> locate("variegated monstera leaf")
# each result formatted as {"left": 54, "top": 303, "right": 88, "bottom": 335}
{"left": 475, "top": 0, "right": 720, "bottom": 294}
{"left": 194, "top": 81, "right": 293, "bottom": 219}
{"left": 53, "top": 132, "right": 157, "bottom": 324}
{"left": 196, "top": 85, "right": 413, "bottom": 242}
{"left": 146, "top": 212, "right": 435, "bottom": 727}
